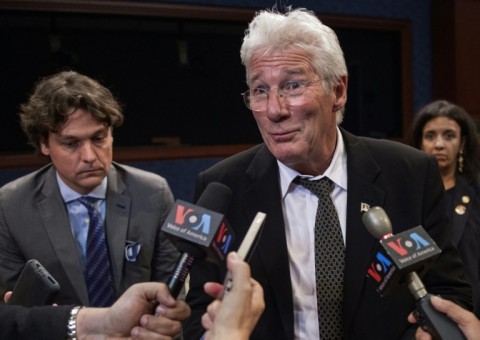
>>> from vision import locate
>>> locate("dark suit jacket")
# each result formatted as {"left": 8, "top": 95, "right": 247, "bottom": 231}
{"left": 0, "top": 304, "right": 72, "bottom": 339}
{"left": 0, "top": 162, "right": 179, "bottom": 306}
{"left": 451, "top": 175, "right": 480, "bottom": 316}
{"left": 184, "top": 129, "right": 472, "bottom": 339}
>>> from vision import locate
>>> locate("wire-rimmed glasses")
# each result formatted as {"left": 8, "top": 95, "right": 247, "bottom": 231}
{"left": 241, "top": 79, "right": 323, "bottom": 111}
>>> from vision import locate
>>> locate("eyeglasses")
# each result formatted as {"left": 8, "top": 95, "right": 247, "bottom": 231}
{"left": 241, "top": 79, "right": 323, "bottom": 111}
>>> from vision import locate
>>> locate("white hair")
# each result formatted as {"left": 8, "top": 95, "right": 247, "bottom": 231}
{"left": 240, "top": 7, "right": 348, "bottom": 122}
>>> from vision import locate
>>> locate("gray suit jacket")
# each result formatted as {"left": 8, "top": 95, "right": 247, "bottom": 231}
{"left": 0, "top": 162, "right": 179, "bottom": 305}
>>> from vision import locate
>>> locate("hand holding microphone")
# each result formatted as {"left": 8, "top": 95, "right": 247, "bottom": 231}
{"left": 410, "top": 296, "right": 480, "bottom": 340}
{"left": 362, "top": 206, "right": 466, "bottom": 340}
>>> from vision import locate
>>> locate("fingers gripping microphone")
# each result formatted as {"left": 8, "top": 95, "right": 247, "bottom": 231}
{"left": 162, "top": 182, "right": 234, "bottom": 298}
{"left": 362, "top": 206, "right": 465, "bottom": 340}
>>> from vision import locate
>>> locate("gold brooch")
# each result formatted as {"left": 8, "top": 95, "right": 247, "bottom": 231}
{"left": 455, "top": 205, "right": 466, "bottom": 215}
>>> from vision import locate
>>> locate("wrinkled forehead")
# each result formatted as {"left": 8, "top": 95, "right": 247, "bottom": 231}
{"left": 246, "top": 47, "right": 316, "bottom": 83}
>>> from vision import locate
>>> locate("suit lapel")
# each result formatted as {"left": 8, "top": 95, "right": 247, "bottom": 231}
{"left": 105, "top": 165, "right": 131, "bottom": 294}
{"left": 341, "top": 130, "right": 386, "bottom": 330}
{"left": 244, "top": 146, "right": 295, "bottom": 338}
{"left": 37, "top": 166, "right": 89, "bottom": 304}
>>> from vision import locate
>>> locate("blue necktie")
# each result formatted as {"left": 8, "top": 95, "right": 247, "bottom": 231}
{"left": 297, "top": 177, "right": 345, "bottom": 339}
{"left": 78, "top": 196, "right": 115, "bottom": 307}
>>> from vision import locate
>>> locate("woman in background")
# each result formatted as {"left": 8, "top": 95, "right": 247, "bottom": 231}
{"left": 412, "top": 99, "right": 480, "bottom": 316}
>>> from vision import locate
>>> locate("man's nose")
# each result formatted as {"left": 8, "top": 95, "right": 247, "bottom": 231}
{"left": 265, "top": 89, "right": 289, "bottom": 121}
{"left": 80, "top": 141, "right": 96, "bottom": 162}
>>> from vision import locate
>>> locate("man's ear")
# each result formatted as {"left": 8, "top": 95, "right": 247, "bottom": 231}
{"left": 333, "top": 75, "right": 348, "bottom": 112}
{"left": 40, "top": 138, "right": 50, "bottom": 156}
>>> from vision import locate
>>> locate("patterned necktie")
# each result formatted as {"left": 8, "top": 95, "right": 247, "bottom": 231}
{"left": 77, "top": 196, "right": 115, "bottom": 307}
{"left": 297, "top": 176, "right": 345, "bottom": 339}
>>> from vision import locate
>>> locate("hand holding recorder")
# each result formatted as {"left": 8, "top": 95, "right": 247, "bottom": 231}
{"left": 201, "top": 209, "right": 266, "bottom": 340}
{"left": 201, "top": 251, "right": 265, "bottom": 340}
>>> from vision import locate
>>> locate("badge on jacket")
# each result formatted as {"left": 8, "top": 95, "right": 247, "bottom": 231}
{"left": 455, "top": 205, "right": 466, "bottom": 215}
{"left": 125, "top": 241, "right": 141, "bottom": 262}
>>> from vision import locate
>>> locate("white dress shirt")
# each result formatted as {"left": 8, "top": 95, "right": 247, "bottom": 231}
{"left": 278, "top": 127, "right": 348, "bottom": 339}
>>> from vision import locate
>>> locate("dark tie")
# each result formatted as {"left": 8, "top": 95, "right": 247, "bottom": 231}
{"left": 77, "top": 196, "right": 115, "bottom": 307}
{"left": 297, "top": 176, "right": 345, "bottom": 339}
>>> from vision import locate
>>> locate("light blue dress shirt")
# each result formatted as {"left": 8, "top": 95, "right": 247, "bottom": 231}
{"left": 56, "top": 173, "right": 107, "bottom": 272}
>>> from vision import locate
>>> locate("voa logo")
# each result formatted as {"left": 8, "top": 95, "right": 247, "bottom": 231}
{"left": 384, "top": 232, "right": 431, "bottom": 257}
{"left": 367, "top": 251, "right": 393, "bottom": 283}
{"left": 174, "top": 204, "right": 213, "bottom": 235}
{"left": 214, "top": 221, "right": 234, "bottom": 255}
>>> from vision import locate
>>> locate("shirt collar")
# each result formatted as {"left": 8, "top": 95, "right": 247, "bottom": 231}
{"left": 57, "top": 172, "right": 108, "bottom": 203}
{"left": 278, "top": 127, "right": 348, "bottom": 199}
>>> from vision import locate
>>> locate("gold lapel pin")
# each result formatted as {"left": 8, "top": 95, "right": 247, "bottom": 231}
{"left": 455, "top": 205, "right": 466, "bottom": 215}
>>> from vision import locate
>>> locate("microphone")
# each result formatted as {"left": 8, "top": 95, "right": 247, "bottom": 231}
{"left": 362, "top": 206, "right": 466, "bottom": 339}
{"left": 362, "top": 206, "right": 441, "bottom": 296}
{"left": 162, "top": 182, "right": 235, "bottom": 298}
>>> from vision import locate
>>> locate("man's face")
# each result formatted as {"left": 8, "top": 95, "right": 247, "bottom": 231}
{"left": 40, "top": 108, "right": 113, "bottom": 194}
{"left": 246, "top": 47, "right": 347, "bottom": 174}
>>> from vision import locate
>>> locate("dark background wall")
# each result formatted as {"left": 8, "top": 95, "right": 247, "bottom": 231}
{"left": 150, "top": 0, "right": 433, "bottom": 110}
{"left": 10, "top": 0, "right": 480, "bottom": 202}
{"left": 0, "top": 0, "right": 426, "bottom": 152}
{"left": 0, "top": 9, "right": 408, "bottom": 152}
{"left": 0, "top": 13, "right": 260, "bottom": 151}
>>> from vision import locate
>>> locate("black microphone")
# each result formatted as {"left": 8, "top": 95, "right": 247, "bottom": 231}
{"left": 362, "top": 206, "right": 466, "bottom": 340}
{"left": 162, "top": 182, "right": 235, "bottom": 298}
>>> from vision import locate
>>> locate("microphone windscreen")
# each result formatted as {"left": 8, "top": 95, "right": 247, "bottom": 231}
{"left": 362, "top": 206, "right": 393, "bottom": 239}
{"left": 196, "top": 182, "right": 232, "bottom": 214}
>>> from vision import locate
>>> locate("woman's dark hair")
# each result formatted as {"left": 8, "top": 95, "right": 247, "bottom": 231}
{"left": 411, "top": 99, "right": 480, "bottom": 184}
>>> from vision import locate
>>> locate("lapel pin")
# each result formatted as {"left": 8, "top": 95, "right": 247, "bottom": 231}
{"left": 125, "top": 241, "right": 142, "bottom": 262}
{"left": 360, "top": 202, "right": 370, "bottom": 213}
{"left": 455, "top": 205, "right": 466, "bottom": 215}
